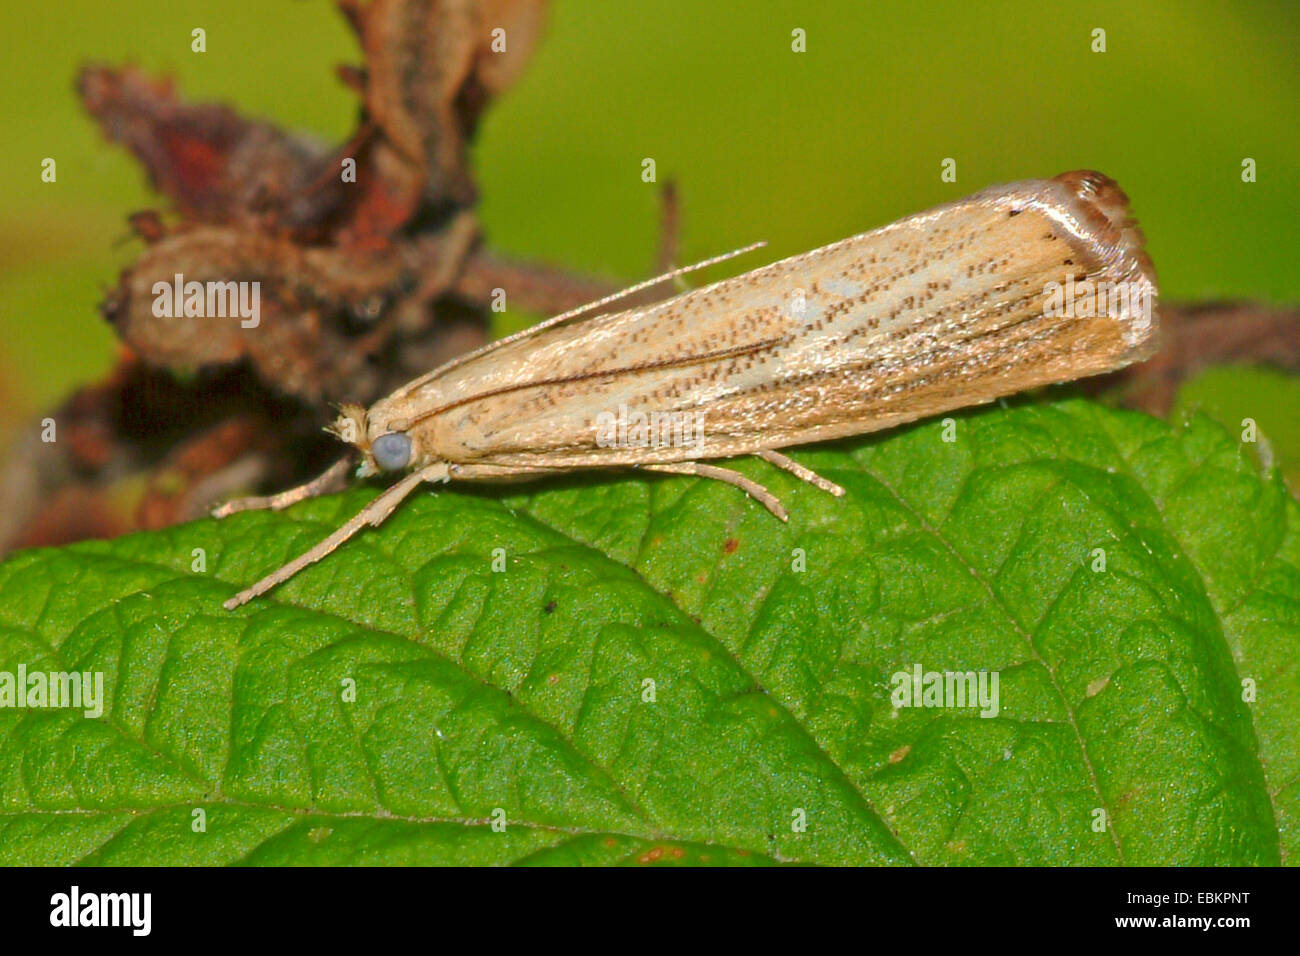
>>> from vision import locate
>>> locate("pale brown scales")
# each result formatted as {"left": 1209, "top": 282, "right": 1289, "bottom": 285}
{"left": 349, "top": 172, "right": 1157, "bottom": 473}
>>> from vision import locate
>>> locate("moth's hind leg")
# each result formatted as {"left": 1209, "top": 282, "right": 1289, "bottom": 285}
{"left": 212, "top": 456, "right": 353, "bottom": 519}
{"left": 757, "top": 450, "right": 846, "bottom": 497}
{"left": 642, "top": 461, "right": 789, "bottom": 521}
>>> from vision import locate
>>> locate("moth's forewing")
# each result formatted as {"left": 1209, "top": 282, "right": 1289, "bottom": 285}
{"left": 377, "top": 171, "right": 1156, "bottom": 469}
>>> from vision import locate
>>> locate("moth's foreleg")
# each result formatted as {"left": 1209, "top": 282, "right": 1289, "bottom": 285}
{"left": 643, "top": 461, "right": 789, "bottom": 521}
{"left": 222, "top": 463, "right": 448, "bottom": 610}
{"left": 212, "top": 456, "right": 353, "bottom": 519}
{"left": 756, "top": 450, "right": 846, "bottom": 497}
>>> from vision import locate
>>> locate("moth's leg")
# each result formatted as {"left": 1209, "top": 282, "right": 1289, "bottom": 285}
{"left": 212, "top": 456, "right": 354, "bottom": 519}
{"left": 445, "top": 462, "right": 552, "bottom": 480}
{"left": 642, "top": 462, "right": 789, "bottom": 521}
{"left": 223, "top": 463, "right": 449, "bottom": 610}
{"left": 757, "top": 450, "right": 846, "bottom": 497}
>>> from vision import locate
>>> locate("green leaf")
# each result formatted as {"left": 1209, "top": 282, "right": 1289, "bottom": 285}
{"left": 0, "top": 399, "right": 1295, "bottom": 865}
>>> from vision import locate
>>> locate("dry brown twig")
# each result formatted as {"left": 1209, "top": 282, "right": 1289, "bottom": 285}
{"left": 0, "top": 0, "right": 640, "bottom": 553}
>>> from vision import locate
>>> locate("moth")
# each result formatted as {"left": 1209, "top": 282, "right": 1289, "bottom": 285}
{"left": 218, "top": 170, "right": 1158, "bottom": 609}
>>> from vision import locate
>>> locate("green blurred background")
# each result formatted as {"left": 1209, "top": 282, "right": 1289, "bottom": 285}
{"left": 1, "top": 0, "right": 1297, "bottom": 466}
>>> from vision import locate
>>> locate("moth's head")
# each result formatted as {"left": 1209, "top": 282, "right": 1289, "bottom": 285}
{"left": 328, "top": 403, "right": 422, "bottom": 477}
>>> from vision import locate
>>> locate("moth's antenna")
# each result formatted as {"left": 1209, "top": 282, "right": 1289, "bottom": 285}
{"left": 535, "top": 240, "right": 768, "bottom": 330}
{"left": 408, "top": 240, "right": 768, "bottom": 385}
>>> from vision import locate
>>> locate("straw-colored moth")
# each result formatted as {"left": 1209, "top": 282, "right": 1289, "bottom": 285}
{"left": 218, "top": 170, "right": 1158, "bottom": 609}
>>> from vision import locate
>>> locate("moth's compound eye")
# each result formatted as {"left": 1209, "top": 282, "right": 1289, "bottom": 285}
{"left": 371, "top": 432, "right": 413, "bottom": 471}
